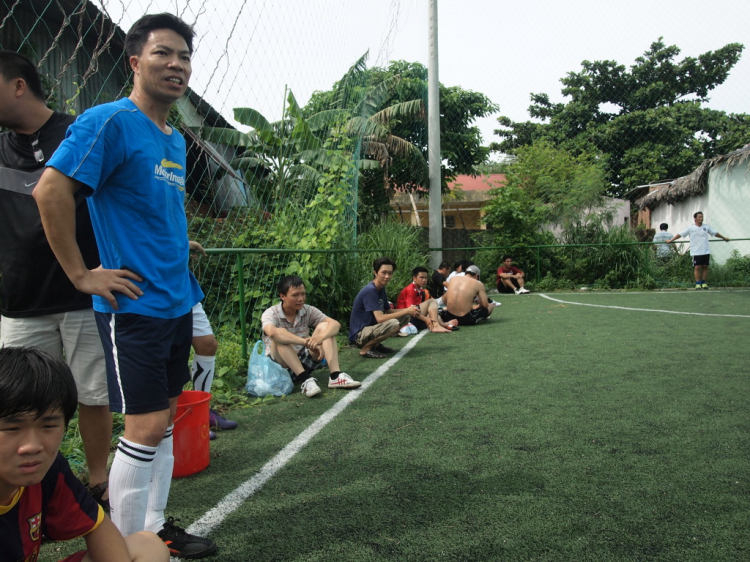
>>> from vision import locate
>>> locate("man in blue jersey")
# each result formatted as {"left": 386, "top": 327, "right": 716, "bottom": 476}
{"left": 33, "top": 13, "right": 215, "bottom": 559}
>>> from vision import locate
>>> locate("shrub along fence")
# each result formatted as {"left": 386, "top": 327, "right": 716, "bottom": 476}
{"left": 199, "top": 236, "right": 750, "bottom": 364}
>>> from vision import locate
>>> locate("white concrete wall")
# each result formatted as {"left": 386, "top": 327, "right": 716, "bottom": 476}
{"left": 706, "top": 162, "right": 750, "bottom": 263}
{"left": 649, "top": 162, "right": 749, "bottom": 264}
{"left": 546, "top": 197, "right": 630, "bottom": 238}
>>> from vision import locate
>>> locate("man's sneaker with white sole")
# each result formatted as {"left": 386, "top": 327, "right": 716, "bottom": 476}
{"left": 301, "top": 378, "right": 321, "bottom": 397}
{"left": 328, "top": 373, "right": 361, "bottom": 389}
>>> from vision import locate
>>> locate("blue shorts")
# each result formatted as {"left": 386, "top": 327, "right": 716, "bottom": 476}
{"left": 95, "top": 311, "right": 192, "bottom": 414}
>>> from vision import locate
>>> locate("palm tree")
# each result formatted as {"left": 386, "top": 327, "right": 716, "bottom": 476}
{"left": 200, "top": 53, "right": 427, "bottom": 213}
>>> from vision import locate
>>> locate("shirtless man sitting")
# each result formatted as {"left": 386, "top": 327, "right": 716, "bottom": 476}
{"left": 440, "top": 265, "right": 496, "bottom": 326}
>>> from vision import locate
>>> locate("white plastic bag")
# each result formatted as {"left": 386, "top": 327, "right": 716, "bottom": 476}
{"left": 245, "top": 340, "right": 293, "bottom": 397}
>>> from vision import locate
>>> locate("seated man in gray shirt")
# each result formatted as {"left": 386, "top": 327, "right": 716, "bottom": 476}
{"left": 262, "top": 275, "right": 360, "bottom": 397}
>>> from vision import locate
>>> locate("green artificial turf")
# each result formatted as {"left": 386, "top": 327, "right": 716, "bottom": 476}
{"left": 44, "top": 290, "right": 750, "bottom": 561}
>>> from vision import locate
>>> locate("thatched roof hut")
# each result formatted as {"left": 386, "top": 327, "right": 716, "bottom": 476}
{"left": 636, "top": 144, "right": 750, "bottom": 210}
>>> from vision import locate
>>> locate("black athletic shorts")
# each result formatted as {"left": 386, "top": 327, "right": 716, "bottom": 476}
{"left": 95, "top": 311, "right": 192, "bottom": 414}
{"left": 497, "top": 278, "right": 520, "bottom": 293}
{"left": 692, "top": 254, "right": 710, "bottom": 267}
{"left": 439, "top": 307, "right": 490, "bottom": 326}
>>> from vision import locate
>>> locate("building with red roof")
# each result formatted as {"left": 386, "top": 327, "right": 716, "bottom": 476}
{"left": 390, "top": 174, "right": 506, "bottom": 230}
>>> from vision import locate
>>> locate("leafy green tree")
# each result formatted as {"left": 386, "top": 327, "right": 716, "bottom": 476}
{"left": 201, "top": 89, "right": 381, "bottom": 209}
{"left": 483, "top": 141, "right": 609, "bottom": 231}
{"left": 475, "top": 141, "right": 609, "bottom": 275}
{"left": 307, "top": 57, "right": 498, "bottom": 222}
{"left": 493, "top": 39, "right": 750, "bottom": 196}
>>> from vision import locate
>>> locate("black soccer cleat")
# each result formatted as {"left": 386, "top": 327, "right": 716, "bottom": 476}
{"left": 157, "top": 517, "right": 217, "bottom": 559}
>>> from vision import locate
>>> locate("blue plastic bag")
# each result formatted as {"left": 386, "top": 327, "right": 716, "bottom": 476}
{"left": 245, "top": 340, "right": 293, "bottom": 397}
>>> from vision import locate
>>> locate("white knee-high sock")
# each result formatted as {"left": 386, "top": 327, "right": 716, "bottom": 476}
{"left": 109, "top": 437, "right": 157, "bottom": 535}
{"left": 192, "top": 354, "right": 215, "bottom": 393}
{"left": 144, "top": 425, "right": 174, "bottom": 532}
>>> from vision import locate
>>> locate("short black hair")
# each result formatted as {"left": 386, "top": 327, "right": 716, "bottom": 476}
{"left": 660, "top": 223, "right": 668, "bottom": 231}
{"left": 438, "top": 261, "right": 450, "bottom": 270}
{"left": 452, "top": 261, "right": 462, "bottom": 271}
{"left": 0, "top": 347, "right": 78, "bottom": 426}
{"left": 277, "top": 275, "right": 305, "bottom": 296}
{"left": 411, "top": 266, "right": 429, "bottom": 277}
{"left": 373, "top": 257, "right": 396, "bottom": 274}
{"left": 501, "top": 255, "right": 513, "bottom": 262}
{"left": 461, "top": 259, "right": 474, "bottom": 270}
{"left": 694, "top": 211, "right": 703, "bottom": 219}
{"left": 0, "top": 51, "right": 45, "bottom": 100}
{"left": 125, "top": 13, "right": 195, "bottom": 58}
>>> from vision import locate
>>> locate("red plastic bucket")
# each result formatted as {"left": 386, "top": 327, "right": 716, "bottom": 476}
{"left": 172, "top": 390, "right": 211, "bottom": 478}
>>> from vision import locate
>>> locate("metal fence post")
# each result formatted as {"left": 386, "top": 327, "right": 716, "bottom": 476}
{"left": 236, "top": 253, "right": 248, "bottom": 363}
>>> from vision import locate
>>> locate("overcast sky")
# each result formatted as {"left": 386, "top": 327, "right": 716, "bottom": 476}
{"left": 100, "top": 0, "right": 748, "bottom": 153}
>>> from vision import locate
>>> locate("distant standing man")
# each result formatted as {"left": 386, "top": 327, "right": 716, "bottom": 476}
{"left": 667, "top": 212, "right": 730, "bottom": 290}
{"left": 33, "top": 13, "right": 216, "bottom": 558}
{"left": 349, "top": 257, "right": 419, "bottom": 359}
{"left": 0, "top": 51, "right": 112, "bottom": 510}
{"left": 262, "top": 275, "right": 361, "bottom": 397}
{"left": 496, "top": 255, "right": 530, "bottom": 294}
{"left": 652, "top": 223, "right": 673, "bottom": 260}
{"left": 441, "top": 265, "right": 497, "bottom": 325}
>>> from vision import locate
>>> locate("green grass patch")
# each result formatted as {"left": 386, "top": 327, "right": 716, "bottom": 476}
{"left": 45, "top": 290, "right": 750, "bottom": 561}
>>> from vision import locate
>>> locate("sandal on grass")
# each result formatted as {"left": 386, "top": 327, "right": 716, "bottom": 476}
{"left": 87, "top": 480, "right": 110, "bottom": 512}
{"left": 361, "top": 350, "right": 387, "bottom": 359}
{"left": 375, "top": 344, "right": 396, "bottom": 354}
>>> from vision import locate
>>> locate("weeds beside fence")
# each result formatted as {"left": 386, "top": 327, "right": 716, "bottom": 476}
{"left": 201, "top": 235, "right": 750, "bottom": 368}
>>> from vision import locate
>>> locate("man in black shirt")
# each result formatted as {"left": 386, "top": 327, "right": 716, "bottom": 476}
{"left": 0, "top": 51, "right": 112, "bottom": 508}
{"left": 429, "top": 261, "right": 451, "bottom": 301}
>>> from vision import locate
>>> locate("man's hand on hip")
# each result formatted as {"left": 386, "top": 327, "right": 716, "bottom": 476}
{"left": 75, "top": 267, "right": 143, "bottom": 310}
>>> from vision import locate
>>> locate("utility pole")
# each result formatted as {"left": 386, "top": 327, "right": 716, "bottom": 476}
{"left": 427, "top": 0, "right": 442, "bottom": 268}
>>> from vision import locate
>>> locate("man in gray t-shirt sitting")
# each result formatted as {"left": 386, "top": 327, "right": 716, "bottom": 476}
{"left": 652, "top": 223, "right": 673, "bottom": 259}
{"left": 262, "top": 275, "right": 361, "bottom": 397}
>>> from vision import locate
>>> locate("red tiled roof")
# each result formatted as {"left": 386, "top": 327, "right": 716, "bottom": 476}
{"left": 448, "top": 174, "right": 506, "bottom": 191}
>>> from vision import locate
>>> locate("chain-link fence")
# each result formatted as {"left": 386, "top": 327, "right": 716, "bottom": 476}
{"left": 3, "top": 0, "right": 748, "bottom": 357}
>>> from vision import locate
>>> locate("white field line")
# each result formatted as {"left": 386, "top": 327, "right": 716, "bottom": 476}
{"left": 538, "top": 293, "right": 750, "bottom": 318}
{"left": 183, "top": 330, "right": 429, "bottom": 539}
{"left": 533, "top": 289, "right": 750, "bottom": 296}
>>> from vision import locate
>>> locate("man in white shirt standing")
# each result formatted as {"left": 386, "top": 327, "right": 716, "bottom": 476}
{"left": 667, "top": 212, "right": 730, "bottom": 289}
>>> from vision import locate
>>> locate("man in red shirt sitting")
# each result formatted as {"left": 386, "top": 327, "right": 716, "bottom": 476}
{"left": 396, "top": 267, "right": 457, "bottom": 333}
{"left": 496, "top": 255, "right": 530, "bottom": 294}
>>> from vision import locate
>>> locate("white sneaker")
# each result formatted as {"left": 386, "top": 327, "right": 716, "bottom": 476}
{"left": 328, "top": 373, "right": 361, "bottom": 389}
{"left": 519, "top": 288, "right": 530, "bottom": 294}
{"left": 491, "top": 300, "right": 502, "bottom": 306}
{"left": 514, "top": 288, "right": 521, "bottom": 294}
{"left": 300, "top": 378, "right": 321, "bottom": 397}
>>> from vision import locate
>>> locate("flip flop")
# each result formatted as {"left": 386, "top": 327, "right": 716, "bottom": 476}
{"left": 447, "top": 325, "right": 460, "bottom": 331}
{"left": 362, "top": 350, "right": 388, "bottom": 359}
{"left": 375, "top": 344, "right": 396, "bottom": 353}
